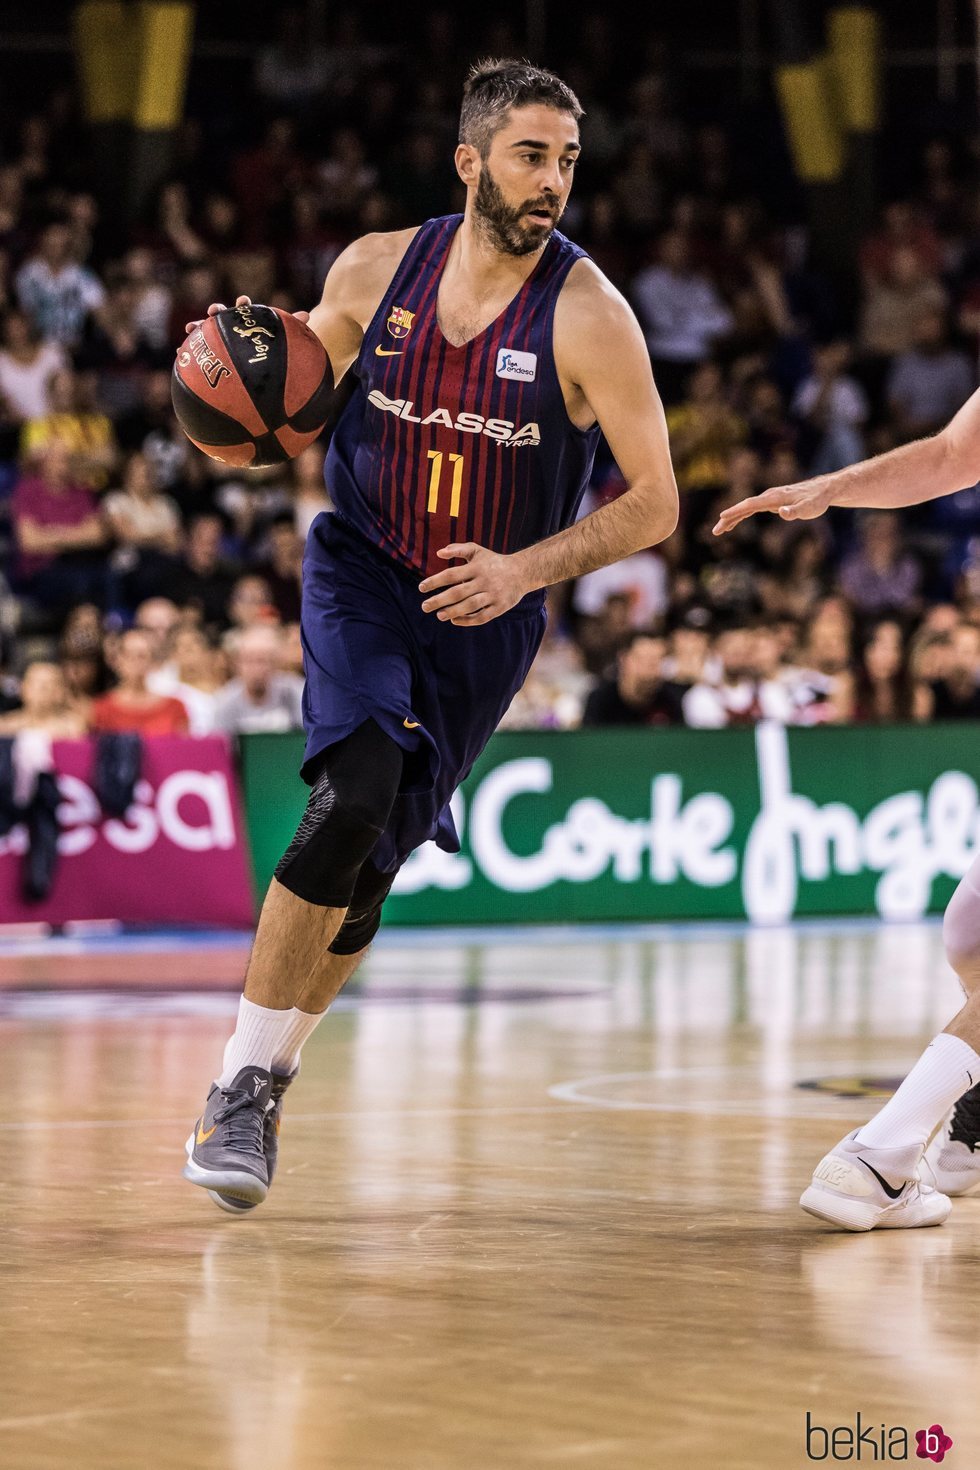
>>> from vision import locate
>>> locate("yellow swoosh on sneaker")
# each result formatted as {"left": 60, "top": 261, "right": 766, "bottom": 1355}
{"left": 196, "top": 1123, "right": 218, "bottom": 1144}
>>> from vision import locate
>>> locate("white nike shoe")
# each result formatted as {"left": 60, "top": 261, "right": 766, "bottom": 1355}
{"left": 921, "top": 1105, "right": 980, "bottom": 1197}
{"left": 800, "top": 1131, "right": 952, "bottom": 1232}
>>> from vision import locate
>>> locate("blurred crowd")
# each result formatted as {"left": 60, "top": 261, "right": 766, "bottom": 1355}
{"left": 2, "top": 9, "right": 980, "bottom": 740}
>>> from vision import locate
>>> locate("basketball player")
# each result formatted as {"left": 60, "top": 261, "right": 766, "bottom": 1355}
{"left": 715, "top": 382, "right": 980, "bottom": 1230}
{"left": 183, "top": 60, "right": 679, "bottom": 1211}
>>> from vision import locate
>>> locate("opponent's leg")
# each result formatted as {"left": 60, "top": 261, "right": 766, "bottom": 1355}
{"left": 184, "top": 723, "right": 402, "bottom": 1208}
{"left": 802, "top": 860, "right": 980, "bottom": 1230}
{"left": 920, "top": 860, "right": 980, "bottom": 1194}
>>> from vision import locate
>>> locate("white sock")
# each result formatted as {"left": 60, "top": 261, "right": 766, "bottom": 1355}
{"left": 855, "top": 1032, "right": 980, "bottom": 1152}
{"left": 218, "top": 997, "right": 326, "bottom": 1087}
{"left": 270, "top": 1007, "right": 324, "bottom": 1077}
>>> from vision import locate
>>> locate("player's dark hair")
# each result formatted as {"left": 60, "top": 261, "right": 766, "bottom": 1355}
{"left": 459, "top": 58, "right": 583, "bottom": 159}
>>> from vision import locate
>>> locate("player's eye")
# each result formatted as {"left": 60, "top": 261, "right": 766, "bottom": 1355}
{"left": 561, "top": 157, "right": 577, "bottom": 170}
{"left": 522, "top": 153, "right": 542, "bottom": 164}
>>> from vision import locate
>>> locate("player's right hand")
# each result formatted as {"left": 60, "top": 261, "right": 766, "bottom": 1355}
{"left": 712, "top": 479, "right": 833, "bottom": 535}
{"left": 184, "top": 294, "right": 310, "bottom": 335}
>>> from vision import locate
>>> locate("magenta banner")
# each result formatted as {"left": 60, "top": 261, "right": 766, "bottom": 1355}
{"left": 0, "top": 737, "right": 254, "bottom": 928}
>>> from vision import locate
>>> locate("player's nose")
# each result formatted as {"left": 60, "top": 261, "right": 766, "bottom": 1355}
{"left": 537, "top": 167, "right": 563, "bottom": 199}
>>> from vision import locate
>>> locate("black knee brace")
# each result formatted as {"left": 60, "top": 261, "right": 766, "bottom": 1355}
{"left": 327, "top": 859, "right": 398, "bottom": 954}
{"left": 274, "top": 721, "right": 402, "bottom": 907}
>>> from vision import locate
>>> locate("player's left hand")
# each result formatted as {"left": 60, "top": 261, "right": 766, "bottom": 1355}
{"left": 419, "top": 543, "right": 529, "bottom": 626}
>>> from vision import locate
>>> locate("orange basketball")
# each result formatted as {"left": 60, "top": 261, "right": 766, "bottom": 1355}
{"left": 171, "top": 302, "right": 333, "bottom": 467}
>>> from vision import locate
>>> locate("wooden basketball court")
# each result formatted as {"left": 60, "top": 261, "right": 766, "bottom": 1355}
{"left": 1, "top": 920, "right": 975, "bottom": 1468}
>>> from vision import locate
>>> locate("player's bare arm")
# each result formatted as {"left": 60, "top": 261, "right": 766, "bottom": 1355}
{"left": 419, "top": 263, "right": 679, "bottom": 626}
{"left": 713, "top": 381, "right": 980, "bottom": 536}
{"left": 191, "top": 229, "right": 418, "bottom": 385}
{"left": 305, "top": 229, "right": 418, "bottom": 381}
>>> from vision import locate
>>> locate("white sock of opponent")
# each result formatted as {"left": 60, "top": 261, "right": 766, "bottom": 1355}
{"left": 217, "top": 997, "right": 325, "bottom": 1087}
{"left": 855, "top": 1032, "right": 980, "bottom": 1153}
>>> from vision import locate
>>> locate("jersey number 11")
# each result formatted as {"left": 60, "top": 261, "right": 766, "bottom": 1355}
{"left": 426, "top": 450, "right": 465, "bottom": 518}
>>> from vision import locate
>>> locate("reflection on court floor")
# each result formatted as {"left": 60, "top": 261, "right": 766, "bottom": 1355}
{"left": 1, "top": 919, "right": 976, "bottom": 1470}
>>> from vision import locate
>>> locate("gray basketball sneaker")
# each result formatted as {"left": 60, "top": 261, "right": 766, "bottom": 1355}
{"left": 183, "top": 1066, "right": 273, "bottom": 1206}
{"left": 207, "top": 1069, "right": 297, "bottom": 1216}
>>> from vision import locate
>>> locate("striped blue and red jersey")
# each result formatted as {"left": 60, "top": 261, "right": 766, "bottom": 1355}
{"left": 324, "top": 214, "right": 601, "bottom": 585}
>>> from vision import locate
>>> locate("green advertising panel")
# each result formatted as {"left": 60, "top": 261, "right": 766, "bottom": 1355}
{"left": 240, "top": 723, "right": 980, "bottom": 925}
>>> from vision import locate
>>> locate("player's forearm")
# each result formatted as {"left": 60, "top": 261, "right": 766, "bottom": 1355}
{"left": 512, "top": 483, "right": 678, "bottom": 592}
{"left": 818, "top": 433, "right": 966, "bottom": 511}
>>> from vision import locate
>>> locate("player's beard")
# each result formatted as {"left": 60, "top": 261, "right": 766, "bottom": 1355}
{"left": 473, "top": 165, "right": 560, "bottom": 256}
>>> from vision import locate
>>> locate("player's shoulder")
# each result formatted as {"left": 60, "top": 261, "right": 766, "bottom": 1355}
{"left": 555, "top": 256, "right": 643, "bottom": 357}
{"left": 341, "top": 227, "right": 421, "bottom": 271}
{"left": 321, "top": 228, "right": 420, "bottom": 309}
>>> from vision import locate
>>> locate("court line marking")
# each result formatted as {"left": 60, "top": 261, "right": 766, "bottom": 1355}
{"left": 0, "top": 1405, "right": 123, "bottom": 1431}
{"left": 0, "top": 1075, "right": 900, "bottom": 1134}
{"left": 548, "top": 1063, "right": 915, "bottom": 1116}
{"left": 0, "top": 1104, "right": 606, "bottom": 1133}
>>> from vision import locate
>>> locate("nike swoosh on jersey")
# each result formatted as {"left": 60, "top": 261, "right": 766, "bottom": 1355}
{"left": 857, "top": 1157, "right": 906, "bottom": 1199}
{"left": 375, "top": 346, "right": 403, "bottom": 357}
{"left": 403, "top": 718, "right": 420, "bottom": 729}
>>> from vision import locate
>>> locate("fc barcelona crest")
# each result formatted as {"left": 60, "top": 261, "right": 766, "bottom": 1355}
{"left": 387, "top": 305, "right": 415, "bottom": 340}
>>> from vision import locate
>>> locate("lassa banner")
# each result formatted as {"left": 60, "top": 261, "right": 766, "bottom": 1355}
{"left": 243, "top": 724, "right": 980, "bottom": 926}
{"left": 0, "top": 737, "right": 254, "bottom": 928}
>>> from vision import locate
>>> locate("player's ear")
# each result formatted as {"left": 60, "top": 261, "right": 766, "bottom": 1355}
{"left": 455, "top": 143, "right": 481, "bottom": 189}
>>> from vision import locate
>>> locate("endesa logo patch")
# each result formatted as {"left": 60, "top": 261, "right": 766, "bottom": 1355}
{"left": 496, "top": 348, "right": 537, "bottom": 382}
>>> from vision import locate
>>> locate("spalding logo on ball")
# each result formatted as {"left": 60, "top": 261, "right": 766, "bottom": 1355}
{"left": 171, "top": 302, "right": 333, "bottom": 466}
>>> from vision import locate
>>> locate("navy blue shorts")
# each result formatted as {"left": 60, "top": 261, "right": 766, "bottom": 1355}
{"left": 300, "top": 513, "right": 546, "bottom": 873}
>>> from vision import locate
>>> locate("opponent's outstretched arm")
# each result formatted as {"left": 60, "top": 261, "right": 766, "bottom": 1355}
{"left": 713, "top": 382, "right": 980, "bottom": 535}
{"left": 420, "top": 272, "right": 679, "bottom": 626}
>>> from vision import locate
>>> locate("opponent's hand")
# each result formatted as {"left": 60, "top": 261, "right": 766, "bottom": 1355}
{"left": 184, "top": 294, "right": 310, "bottom": 335}
{"left": 712, "top": 479, "right": 833, "bottom": 536}
{"left": 420, "top": 543, "right": 529, "bottom": 626}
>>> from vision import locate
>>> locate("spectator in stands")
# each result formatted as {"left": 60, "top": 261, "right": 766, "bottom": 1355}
{"left": 254, "top": 515, "right": 303, "bottom": 624}
{"left": 289, "top": 442, "right": 331, "bottom": 536}
{"left": 157, "top": 626, "right": 224, "bottom": 735}
{"left": 850, "top": 618, "right": 929, "bottom": 724}
{"left": 133, "top": 596, "right": 182, "bottom": 688}
{"left": 123, "top": 247, "right": 172, "bottom": 351}
{"left": 927, "top": 622, "right": 980, "bottom": 720}
{"left": 0, "top": 308, "right": 66, "bottom": 425}
{"left": 839, "top": 511, "right": 923, "bottom": 621}
{"left": 792, "top": 341, "right": 868, "bottom": 474}
{"left": 104, "top": 452, "right": 182, "bottom": 608}
{"left": 169, "top": 513, "right": 237, "bottom": 626}
{"left": 757, "top": 524, "right": 830, "bottom": 622}
{"left": 59, "top": 632, "right": 110, "bottom": 727}
{"left": 20, "top": 366, "right": 117, "bottom": 489}
{"left": 861, "top": 201, "right": 942, "bottom": 284}
{"left": 631, "top": 230, "right": 733, "bottom": 403}
{"left": 116, "top": 369, "right": 200, "bottom": 507}
{"left": 0, "top": 660, "right": 86, "bottom": 737}
{"left": 683, "top": 624, "right": 795, "bottom": 727}
{"left": 227, "top": 573, "right": 278, "bottom": 631}
{"left": 663, "top": 614, "right": 711, "bottom": 695}
{"left": 255, "top": 6, "right": 333, "bottom": 116}
{"left": 886, "top": 309, "right": 976, "bottom": 440}
{"left": 859, "top": 245, "right": 946, "bottom": 360}
{"left": 90, "top": 628, "right": 189, "bottom": 735}
{"left": 14, "top": 219, "right": 106, "bottom": 348}
{"left": 666, "top": 362, "right": 746, "bottom": 500}
{"left": 76, "top": 270, "right": 168, "bottom": 417}
{"left": 11, "top": 439, "right": 108, "bottom": 610}
{"left": 581, "top": 631, "right": 685, "bottom": 727}
{"left": 215, "top": 625, "right": 303, "bottom": 734}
